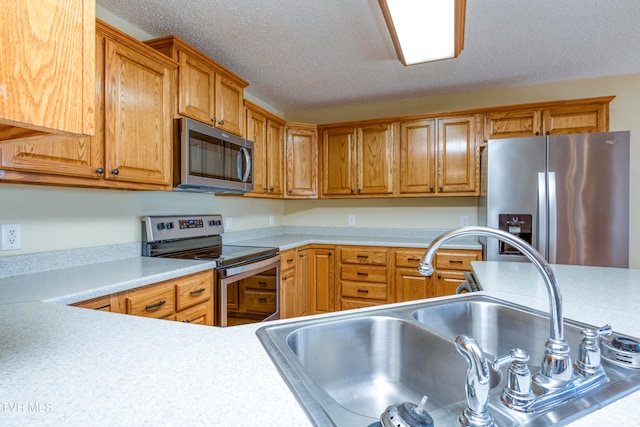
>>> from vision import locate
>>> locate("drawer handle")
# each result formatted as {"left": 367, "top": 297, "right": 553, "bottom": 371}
{"left": 258, "top": 281, "right": 268, "bottom": 286}
{"left": 357, "top": 272, "right": 369, "bottom": 276}
{"left": 286, "top": 258, "right": 294, "bottom": 263}
{"left": 449, "top": 260, "right": 464, "bottom": 264}
{"left": 357, "top": 255, "right": 369, "bottom": 259}
{"left": 408, "top": 257, "right": 421, "bottom": 262}
{"left": 182, "top": 320, "right": 190, "bottom": 323}
{"left": 190, "top": 288, "right": 206, "bottom": 295}
{"left": 145, "top": 300, "right": 166, "bottom": 311}
{"left": 357, "top": 289, "right": 369, "bottom": 293}
{"left": 258, "top": 297, "right": 268, "bottom": 302}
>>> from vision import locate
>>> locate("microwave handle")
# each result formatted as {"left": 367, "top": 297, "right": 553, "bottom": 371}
{"left": 237, "top": 146, "right": 251, "bottom": 183}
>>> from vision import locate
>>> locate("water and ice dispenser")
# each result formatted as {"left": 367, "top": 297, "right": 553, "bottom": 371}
{"left": 497, "top": 214, "right": 532, "bottom": 255}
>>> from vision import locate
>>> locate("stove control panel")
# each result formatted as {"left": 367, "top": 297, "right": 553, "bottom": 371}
{"left": 142, "top": 214, "right": 224, "bottom": 242}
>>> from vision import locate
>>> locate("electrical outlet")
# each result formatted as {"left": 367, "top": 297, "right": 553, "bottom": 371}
{"left": 269, "top": 215, "right": 275, "bottom": 226}
{"left": 1, "top": 224, "right": 22, "bottom": 251}
{"left": 225, "top": 217, "right": 233, "bottom": 230}
{"left": 460, "top": 215, "right": 470, "bottom": 227}
{"left": 348, "top": 215, "right": 356, "bottom": 226}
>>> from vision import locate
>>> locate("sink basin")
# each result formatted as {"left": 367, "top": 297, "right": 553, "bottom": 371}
{"left": 287, "top": 316, "right": 501, "bottom": 419}
{"left": 257, "top": 294, "right": 640, "bottom": 426}
{"left": 412, "top": 300, "right": 583, "bottom": 363}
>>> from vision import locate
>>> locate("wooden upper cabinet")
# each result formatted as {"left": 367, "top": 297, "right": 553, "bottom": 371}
{"left": 322, "top": 127, "right": 356, "bottom": 196}
{"left": 103, "top": 36, "right": 173, "bottom": 186}
{"left": 321, "top": 123, "right": 393, "bottom": 197}
{"left": 178, "top": 52, "right": 216, "bottom": 126}
{"left": 0, "top": 20, "right": 176, "bottom": 190}
{"left": 244, "top": 101, "right": 284, "bottom": 198}
{"left": 542, "top": 102, "right": 608, "bottom": 135}
{"left": 483, "top": 96, "right": 613, "bottom": 142}
{"left": 0, "top": 0, "right": 95, "bottom": 144}
{"left": 484, "top": 109, "right": 542, "bottom": 140}
{"left": 215, "top": 74, "right": 244, "bottom": 135}
{"left": 357, "top": 124, "right": 394, "bottom": 195}
{"left": 285, "top": 123, "right": 318, "bottom": 198}
{"left": 399, "top": 115, "right": 479, "bottom": 196}
{"left": 399, "top": 119, "right": 437, "bottom": 194}
{"left": 145, "top": 36, "right": 248, "bottom": 137}
{"left": 438, "top": 116, "right": 480, "bottom": 195}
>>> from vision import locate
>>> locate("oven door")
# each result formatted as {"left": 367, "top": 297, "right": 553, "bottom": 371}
{"left": 218, "top": 255, "right": 280, "bottom": 327}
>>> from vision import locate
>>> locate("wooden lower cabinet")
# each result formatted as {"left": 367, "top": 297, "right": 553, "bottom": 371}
{"left": 337, "top": 246, "right": 393, "bottom": 310}
{"left": 309, "top": 246, "right": 336, "bottom": 314}
{"left": 72, "top": 270, "right": 215, "bottom": 326}
{"left": 433, "top": 249, "right": 482, "bottom": 297}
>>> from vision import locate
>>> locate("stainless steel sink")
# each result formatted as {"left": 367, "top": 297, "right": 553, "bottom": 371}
{"left": 287, "top": 316, "right": 501, "bottom": 419}
{"left": 257, "top": 294, "right": 640, "bottom": 426}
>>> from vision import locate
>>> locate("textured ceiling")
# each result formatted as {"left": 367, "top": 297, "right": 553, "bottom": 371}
{"left": 96, "top": 0, "right": 640, "bottom": 113}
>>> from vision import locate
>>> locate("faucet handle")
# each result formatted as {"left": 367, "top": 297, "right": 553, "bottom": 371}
{"left": 576, "top": 324, "right": 612, "bottom": 376}
{"left": 491, "top": 348, "right": 536, "bottom": 411}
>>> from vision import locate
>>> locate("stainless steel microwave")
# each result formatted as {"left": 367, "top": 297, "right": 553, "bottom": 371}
{"left": 174, "top": 118, "right": 254, "bottom": 194}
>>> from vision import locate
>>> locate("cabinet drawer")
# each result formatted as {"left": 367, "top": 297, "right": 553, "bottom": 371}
{"left": 280, "top": 249, "right": 298, "bottom": 270}
{"left": 244, "top": 290, "right": 277, "bottom": 314}
{"left": 175, "top": 271, "right": 213, "bottom": 311}
{"left": 341, "top": 265, "right": 388, "bottom": 283}
{"left": 394, "top": 249, "right": 426, "bottom": 268}
{"left": 435, "top": 250, "right": 481, "bottom": 271}
{"left": 340, "top": 298, "right": 384, "bottom": 311}
{"left": 341, "top": 247, "right": 388, "bottom": 265}
{"left": 341, "top": 282, "right": 389, "bottom": 301}
{"left": 126, "top": 283, "right": 175, "bottom": 319}
{"left": 243, "top": 274, "right": 277, "bottom": 291}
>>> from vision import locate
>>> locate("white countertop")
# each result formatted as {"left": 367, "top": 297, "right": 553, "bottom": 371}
{"left": 1, "top": 244, "right": 639, "bottom": 425}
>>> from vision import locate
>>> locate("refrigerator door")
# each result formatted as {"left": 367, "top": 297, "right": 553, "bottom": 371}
{"left": 547, "top": 132, "right": 629, "bottom": 267}
{"left": 482, "top": 137, "right": 547, "bottom": 262}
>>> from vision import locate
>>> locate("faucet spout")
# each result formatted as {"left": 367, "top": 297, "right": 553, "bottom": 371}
{"left": 420, "top": 226, "right": 572, "bottom": 384}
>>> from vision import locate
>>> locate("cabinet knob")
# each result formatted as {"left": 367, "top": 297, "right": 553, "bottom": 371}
{"left": 429, "top": 185, "right": 434, "bottom": 192}
{"left": 269, "top": 186, "right": 274, "bottom": 192}
{"left": 535, "top": 131, "right": 540, "bottom": 136}
{"left": 219, "top": 120, "right": 224, "bottom": 125}
{"left": 357, "top": 188, "right": 362, "bottom": 193}
{"left": 439, "top": 185, "right": 443, "bottom": 191}
{"left": 96, "top": 168, "right": 104, "bottom": 174}
{"left": 112, "top": 169, "right": 119, "bottom": 175}
{"left": 288, "top": 189, "right": 293, "bottom": 194}
{"left": 351, "top": 188, "right": 355, "bottom": 193}
{"left": 212, "top": 117, "right": 217, "bottom": 123}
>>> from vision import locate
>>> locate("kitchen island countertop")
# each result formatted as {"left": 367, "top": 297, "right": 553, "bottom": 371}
{"left": 1, "top": 255, "right": 640, "bottom": 425}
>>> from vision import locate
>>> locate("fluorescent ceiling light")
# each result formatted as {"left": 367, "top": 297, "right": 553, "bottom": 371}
{"left": 379, "top": 0, "right": 466, "bottom": 66}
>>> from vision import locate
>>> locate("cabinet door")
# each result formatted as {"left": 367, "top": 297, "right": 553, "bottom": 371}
{"left": 246, "top": 108, "right": 268, "bottom": 195}
{"left": 396, "top": 268, "right": 433, "bottom": 302}
{"left": 104, "top": 39, "right": 173, "bottom": 185}
{"left": 215, "top": 74, "right": 243, "bottom": 136}
{"left": 178, "top": 51, "right": 216, "bottom": 125}
{"left": 296, "top": 250, "right": 310, "bottom": 317}
{"left": 285, "top": 125, "right": 317, "bottom": 198}
{"left": 265, "top": 120, "right": 284, "bottom": 196}
{"left": 484, "top": 109, "right": 542, "bottom": 141}
{"left": 309, "top": 248, "right": 335, "bottom": 314}
{"left": 279, "top": 267, "right": 297, "bottom": 319}
{"left": 0, "top": 0, "right": 95, "bottom": 143}
{"left": 399, "top": 119, "right": 436, "bottom": 194}
{"left": 437, "top": 116, "right": 479, "bottom": 194}
{"left": 435, "top": 271, "right": 466, "bottom": 297}
{"left": 356, "top": 123, "right": 394, "bottom": 195}
{"left": 322, "top": 127, "right": 356, "bottom": 196}
{"left": 542, "top": 103, "right": 607, "bottom": 135}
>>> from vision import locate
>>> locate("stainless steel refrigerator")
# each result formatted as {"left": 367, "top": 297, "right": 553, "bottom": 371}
{"left": 479, "top": 131, "right": 630, "bottom": 268}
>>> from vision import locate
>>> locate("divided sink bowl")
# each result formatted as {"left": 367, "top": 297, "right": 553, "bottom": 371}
{"left": 256, "top": 294, "right": 640, "bottom": 426}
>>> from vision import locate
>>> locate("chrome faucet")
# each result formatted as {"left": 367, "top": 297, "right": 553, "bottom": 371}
{"left": 455, "top": 334, "right": 496, "bottom": 427}
{"left": 419, "top": 226, "right": 573, "bottom": 387}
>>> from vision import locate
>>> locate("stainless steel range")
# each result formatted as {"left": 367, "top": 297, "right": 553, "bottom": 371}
{"left": 141, "top": 214, "right": 280, "bottom": 327}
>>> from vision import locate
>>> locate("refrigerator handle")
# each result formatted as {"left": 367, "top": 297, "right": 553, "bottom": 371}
{"left": 547, "top": 172, "right": 557, "bottom": 264}
{"left": 537, "top": 172, "right": 548, "bottom": 260}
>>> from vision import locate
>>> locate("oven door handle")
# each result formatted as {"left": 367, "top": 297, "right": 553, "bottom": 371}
{"left": 237, "top": 146, "right": 251, "bottom": 183}
{"left": 220, "top": 254, "right": 281, "bottom": 280}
